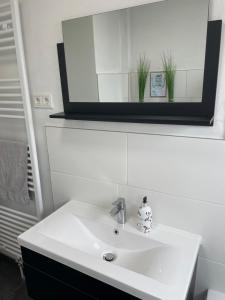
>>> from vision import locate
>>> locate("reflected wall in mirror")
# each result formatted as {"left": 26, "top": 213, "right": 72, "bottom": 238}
{"left": 62, "top": 0, "right": 209, "bottom": 104}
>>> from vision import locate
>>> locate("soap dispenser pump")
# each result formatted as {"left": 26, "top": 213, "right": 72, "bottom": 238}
{"left": 137, "top": 196, "right": 152, "bottom": 233}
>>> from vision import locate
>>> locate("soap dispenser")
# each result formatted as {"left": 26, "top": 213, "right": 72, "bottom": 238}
{"left": 137, "top": 196, "right": 152, "bottom": 233}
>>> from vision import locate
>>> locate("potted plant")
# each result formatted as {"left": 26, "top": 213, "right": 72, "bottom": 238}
{"left": 162, "top": 54, "right": 176, "bottom": 102}
{"left": 137, "top": 55, "right": 150, "bottom": 103}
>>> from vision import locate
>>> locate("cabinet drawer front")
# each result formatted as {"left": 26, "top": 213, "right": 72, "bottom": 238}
{"left": 24, "top": 264, "right": 98, "bottom": 300}
{"left": 22, "top": 247, "right": 101, "bottom": 298}
{"left": 22, "top": 247, "right": 140, "bottom": 300}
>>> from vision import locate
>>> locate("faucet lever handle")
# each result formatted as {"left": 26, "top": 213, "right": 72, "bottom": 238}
{"left": 112, "top": 197, "right": 126, "bottom": 208}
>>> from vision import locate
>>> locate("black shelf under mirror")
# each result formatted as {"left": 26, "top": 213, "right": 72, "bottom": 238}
{"left": 50, "top": 112, "right": 213, "bottom": 126}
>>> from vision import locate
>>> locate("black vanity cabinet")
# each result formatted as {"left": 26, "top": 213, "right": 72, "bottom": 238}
{"left": 21, "top": 247, "right": 140, "bottom": 300}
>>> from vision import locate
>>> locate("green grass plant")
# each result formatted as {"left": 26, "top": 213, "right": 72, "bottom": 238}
{"left": 137, "top": 55, "right": 150, "bottom": 103}
{"left": 162, "top": 53, "right": 176, "bottom": 102}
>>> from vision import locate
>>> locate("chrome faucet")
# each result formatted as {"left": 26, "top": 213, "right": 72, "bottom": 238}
{"left": 110, "top": 197, "right": 126, "bottom": 225}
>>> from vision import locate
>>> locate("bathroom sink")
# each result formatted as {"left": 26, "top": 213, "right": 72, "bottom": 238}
{"left": 39, "top": 214, "right": 180, "bottom": 285}
{"left": 18, "top": 200, "right": 201, "bottom": 300}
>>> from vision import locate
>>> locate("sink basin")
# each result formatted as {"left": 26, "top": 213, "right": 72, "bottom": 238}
{"left": 18, "top": 200, "right": 201, "bottom": 300}
{"left": 39, "top": 214, "right": 180, "bottom": 285}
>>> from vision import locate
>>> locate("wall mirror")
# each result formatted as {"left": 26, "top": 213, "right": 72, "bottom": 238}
{"left": 51, "top": 0, "right": 222, "bottom": 126}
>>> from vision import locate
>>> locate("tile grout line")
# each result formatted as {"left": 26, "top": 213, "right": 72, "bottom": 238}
{"left": 45, "top": 123, "right": 225, "bottom": 142}
{"left": 51, "top": 170, "right": 123, "bottom": 186}
{"left": 50, "top": 170, "right": 225, "bottom": 210}
{"left": 123, "top": 182, "right": 225, "bottom": 210}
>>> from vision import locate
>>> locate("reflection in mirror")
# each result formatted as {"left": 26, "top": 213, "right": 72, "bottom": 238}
{"left": 62, "top": 0, "right": 209, "bottom": 103}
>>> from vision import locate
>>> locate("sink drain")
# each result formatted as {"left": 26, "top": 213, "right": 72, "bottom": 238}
{"left": 102, "top": 252, "right": 116, "bottom": 262}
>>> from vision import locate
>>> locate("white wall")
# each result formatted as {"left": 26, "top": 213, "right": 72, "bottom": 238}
{"left": 19, "top": 0, "right": 225, "bottom": 298}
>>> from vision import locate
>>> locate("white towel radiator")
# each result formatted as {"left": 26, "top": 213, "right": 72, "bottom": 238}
{"left": 0, "top": 205, "right": 38, "bottom": 259}
{"left": 0, "top": 0, "right": 44, "bottom": 262}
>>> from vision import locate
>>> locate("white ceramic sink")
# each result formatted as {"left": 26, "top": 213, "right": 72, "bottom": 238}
{"left": 18, "top": 200, "right": 201, "bottom": 300}
{"left": 40, "top": 213, "right": 180, "bottom": 285}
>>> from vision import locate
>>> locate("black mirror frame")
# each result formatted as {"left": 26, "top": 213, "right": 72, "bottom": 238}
{"left": 51, "top": 20, "right": 222, "bottom": 126}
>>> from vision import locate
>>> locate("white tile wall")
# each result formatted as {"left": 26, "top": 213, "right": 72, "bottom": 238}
{"left": 128, "top": 133, "right": 225, "bottom": 205}
{"left": 46, "top": 126, "right": 225, "bottom": 297}
{"left": 46, "top": 127, "right": 127, "bottom": 184}
{"left": 51, "top": 171, "right": 118, "bottom": 209}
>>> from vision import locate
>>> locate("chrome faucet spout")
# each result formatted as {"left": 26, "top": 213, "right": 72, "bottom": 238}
{"left": 110, "top": 197, "right": 126, "bottom": 225}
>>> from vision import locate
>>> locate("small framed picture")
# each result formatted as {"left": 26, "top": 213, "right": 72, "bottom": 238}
{"left": 150, "top": 72, "right": 166, "bottom": 97}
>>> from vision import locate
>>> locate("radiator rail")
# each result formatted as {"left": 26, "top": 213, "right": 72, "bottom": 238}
{"left": 0, "top": 205, "right": 38, "bottom": 259}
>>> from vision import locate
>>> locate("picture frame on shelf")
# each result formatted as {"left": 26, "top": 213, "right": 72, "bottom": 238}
{"left": 150, "top": 72, "right": 166, "bottom": 98}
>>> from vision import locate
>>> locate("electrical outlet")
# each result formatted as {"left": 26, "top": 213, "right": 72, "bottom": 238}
{"left": 42, "top": 95, "right": 52, "bottom": 108}
{"left": 33, "top": 96, "right": 42, "bottom": 107}
{"left": 33, "top": 95, "right": 53, "bottom": 109}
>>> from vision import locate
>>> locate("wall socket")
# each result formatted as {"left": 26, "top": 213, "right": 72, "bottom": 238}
{"left": 33, "top": 95, "right": 53, "bottom": 109}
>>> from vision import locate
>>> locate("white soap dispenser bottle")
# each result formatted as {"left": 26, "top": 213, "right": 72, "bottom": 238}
{"left": 137, "top": 196, "right": 152, "bottom": 233}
